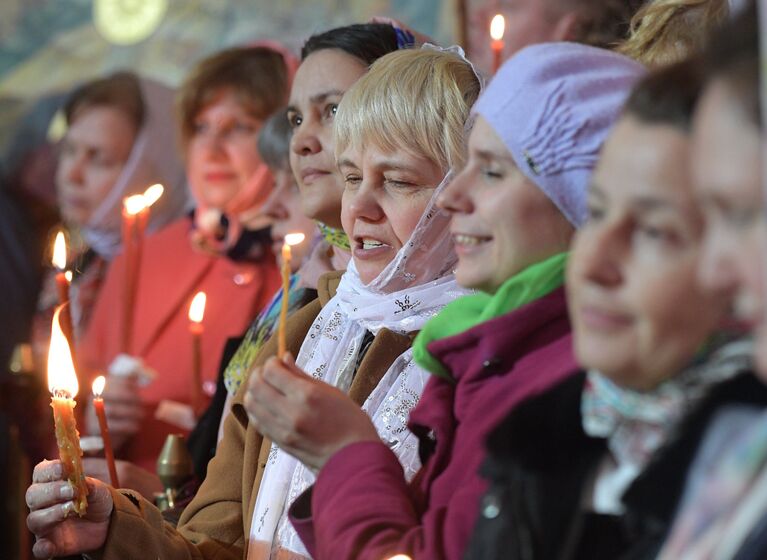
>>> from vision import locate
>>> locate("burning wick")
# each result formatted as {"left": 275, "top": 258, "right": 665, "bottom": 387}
{"left": 490, "top": 14, "right": 506, "bottom": 74}
{"left": 92, "top": 375, "right": 120, "bottom": 487}
{"left": 278, "top": 233, "right": 306, "bottom": 358}
{"left": 52, "top": 231, "right": 75, "bottom": 346}
{"left": 121, "top": 184, "right": 165, "bottom": 352}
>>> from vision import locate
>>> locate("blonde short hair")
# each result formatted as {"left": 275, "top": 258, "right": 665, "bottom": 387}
{"left": 334, "top": 48, "right": 481, "bottom": 172}
{"left": 616, "top": 0, "right": 729, "bottom": 66}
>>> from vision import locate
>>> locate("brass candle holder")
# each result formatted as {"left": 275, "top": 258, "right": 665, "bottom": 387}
{"left": 156, "top": 434, "right": 193, "bottom": 511}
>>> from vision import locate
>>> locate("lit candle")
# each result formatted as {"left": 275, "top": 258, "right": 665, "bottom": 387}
{"left": 48, "top": 306, "right": 88, "bottom": 515}
{"left": 490, "top": 14, "right": 506, "bottom": 74}
{"left": 278, "top": 233, "right": 306, "bottom": 358}
{"left": 52, "top": 231, "right": 75, "bottom": 346}
{"left": 91, "top": 375, "right": 119, "bottom": 487}
{"left": 188, "top": 291, "right": 207, "bottom": 415}
{"left": 120, "top": 184, "right": 165, "bottom": 352}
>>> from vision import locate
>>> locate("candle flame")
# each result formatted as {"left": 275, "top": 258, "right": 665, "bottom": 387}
{"left": 284, "top": 233, "right": 306, "bottom": 246}
{"left": 123, "top": 194, "right": 148, "bottom": 215}
{"left": 92, "top": 375, "right": 106, "bottom": 398}
{"left": 188, "top": 291, "right": 207, "bottom": 323}
{"left": 490, "top": 14, "right": 505, "bottom": 41}
{"left": 65, "top": 271, "right": 73, "bottom": 282}
{"left": 47, "top": 306, "right": 78, "bottom": 396}
{"left": 143, "top": 183, "right": 164, "bottom": 207}
{"left": 52, "top": 231, "right": 67, "bottom": 270}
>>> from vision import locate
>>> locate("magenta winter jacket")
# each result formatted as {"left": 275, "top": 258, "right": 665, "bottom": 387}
{"left": 289, "top": 287, "right": 578, "bottom": 560}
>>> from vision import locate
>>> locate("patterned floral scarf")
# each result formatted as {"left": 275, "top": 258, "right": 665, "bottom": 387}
{"left": 223, "top": 273, "right": 311, "bottom": 396}
{"left": 582, "top": 339, "right": 752, "bottom": 491}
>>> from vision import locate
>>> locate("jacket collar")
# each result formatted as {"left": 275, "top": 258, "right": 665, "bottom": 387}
{"left": 625, "top": 372, "right": 767, "bottom": 526}
{"left": 427, "top": 287, "right": 571, "bottom": 385}
{"left": 316, "top": 270, "right": 344, "bottom": 307}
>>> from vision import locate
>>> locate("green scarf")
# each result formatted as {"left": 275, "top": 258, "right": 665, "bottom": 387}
{"left": 317, "top": 222, "right": 351, "bottom": 251}
{"left": 413, "top": 252, "right": 568, "bottom": 379}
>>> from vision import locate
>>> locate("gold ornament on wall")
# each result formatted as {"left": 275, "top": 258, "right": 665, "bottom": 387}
{"left": 93, "top": 0, "right": 168, "bottom": 45}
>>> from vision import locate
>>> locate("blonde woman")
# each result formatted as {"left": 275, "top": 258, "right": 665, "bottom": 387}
{"left": 243, "top": 45, "right": 481, "bottom": 559}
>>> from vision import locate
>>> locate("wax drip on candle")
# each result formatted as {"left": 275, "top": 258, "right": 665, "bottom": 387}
{"left": 48, "top": 306, "right": 88, "bottom": 515}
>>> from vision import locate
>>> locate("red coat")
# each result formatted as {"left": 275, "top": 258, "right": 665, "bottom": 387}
{"left": 80, "top": 217, "right": 280, "bottom": 471}
{"left": 290, "top": 287, "right": 577, "bottom": 560}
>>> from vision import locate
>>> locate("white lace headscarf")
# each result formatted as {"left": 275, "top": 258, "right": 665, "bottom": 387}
{"left": 248, "top": 45, "right": 483, "bottom": 560}
{"left": 80, "top": 78, "right": 191, "bottom": 259}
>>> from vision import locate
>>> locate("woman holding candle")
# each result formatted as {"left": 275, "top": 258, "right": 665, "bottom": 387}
{"left": 78, "top": 46, "right": 288, "bottom": 474}
{"left": 187, "top": 110, "right": 321, "bottom": 480}
{"left": 243, "top": 45, "right": 481, "bottom": 559}
{"left": 33, "top": 72, "right": 189, "bottom": 355}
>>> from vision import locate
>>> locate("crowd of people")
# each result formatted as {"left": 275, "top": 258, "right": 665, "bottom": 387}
{"left": 9, "top": 0, "right": 767, "bottom": 558}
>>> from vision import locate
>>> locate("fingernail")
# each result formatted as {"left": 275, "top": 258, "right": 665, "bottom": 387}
{"left": 60, "top": 484, "right": 73, "bottom": 499}
{"left": 61, "top": 501, "right": 74, "bottom": 516}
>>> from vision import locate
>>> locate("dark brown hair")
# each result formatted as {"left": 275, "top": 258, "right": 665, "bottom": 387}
{"left": 701, "top": 0, "right": 759, "bottom": 129}
{"left": 623, "top": 57, "right": 704, "bottom": 132}
{"left": 556, "top": 0, "right": 646, "bottom": 49}
{"left": 64, "top": 71, "right": 144, "bottom": 129}
{"left": 300, "top": 23, "right": 399, "bottom": 64}
{"left": 176, "top": 46, "right": 289, "bottom": 147}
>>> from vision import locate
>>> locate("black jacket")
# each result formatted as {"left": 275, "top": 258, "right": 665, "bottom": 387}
{"left": 465, "top": 371, "right": 767, "bottom": 560}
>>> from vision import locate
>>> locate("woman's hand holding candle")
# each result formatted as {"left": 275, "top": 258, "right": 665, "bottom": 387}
{"left": 244, "top": 354, "right": 379, "bottom": 470}
{"left": 26, "top": 460, "right": 113, "bottom": 559}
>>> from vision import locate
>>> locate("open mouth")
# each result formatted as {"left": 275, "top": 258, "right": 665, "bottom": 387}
{"left": 353, "top": 236, "right": 392, "bottom": 259}
{"left": 453, "top": 233, "right": 492, "bottom": 246}
{"left": 361, "top": 238, "right": 387, "bottom": 250}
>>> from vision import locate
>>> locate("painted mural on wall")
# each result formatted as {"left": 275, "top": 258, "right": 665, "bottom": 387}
{"left": 0, "top": 0, "right": 460, "bottom": 184}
